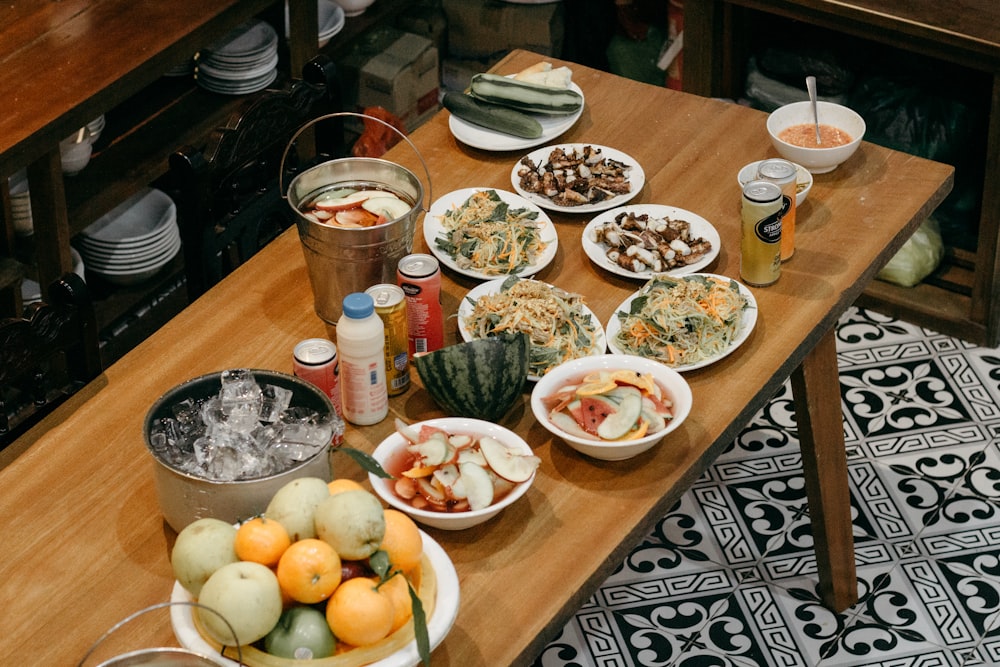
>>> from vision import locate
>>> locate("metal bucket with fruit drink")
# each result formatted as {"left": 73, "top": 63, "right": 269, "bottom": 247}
{"left": 282, "top": 113, "right": 432, "bottom": 325}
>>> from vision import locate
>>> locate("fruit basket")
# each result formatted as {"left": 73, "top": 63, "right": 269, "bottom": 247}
{"left": 170, "top": 530, "right": 459, "bottom": 666}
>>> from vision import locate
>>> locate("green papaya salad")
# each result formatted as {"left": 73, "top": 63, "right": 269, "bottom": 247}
{"left": 434, "top": 189, "right": 548, "bottom": 275}
{"left": 462, "top": 276, "right": 600, "bottom": 377}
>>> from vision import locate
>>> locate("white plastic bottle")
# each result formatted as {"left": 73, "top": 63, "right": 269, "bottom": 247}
{"left": 336, "top": 292, "right": 388, "bottom": 425}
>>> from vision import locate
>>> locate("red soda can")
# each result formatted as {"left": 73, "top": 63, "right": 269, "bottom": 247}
{"left": 397, "top": 253, "right": 444, "bottom": 356}
{"left": 293, "top": 338, "right": 343, "bottom": 420}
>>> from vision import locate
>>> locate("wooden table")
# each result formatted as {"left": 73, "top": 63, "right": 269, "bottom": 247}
{"left": 684, "top": 0, "right": 1000, "bottom": 347}
{"left": 0, "top": 50, "right": 953, "bottom": 666}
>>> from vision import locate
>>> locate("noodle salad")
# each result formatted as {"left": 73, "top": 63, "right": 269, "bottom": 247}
{"left": 462, "top": 277, "right": 602, "bottom": 377}
{"left": 434, "top": 189, "right": 549, "bottom": 276}
{"left": 612, "top": 274, "right": 750, "bottom": 367}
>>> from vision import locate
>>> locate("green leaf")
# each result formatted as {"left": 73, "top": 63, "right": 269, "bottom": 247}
{"left": 334, "top": 446, "right": 393, "bottom": 479}
{"left": 369, "top": 549, "right": 392, "bottom": 580}
{"left": 408, "top": 580, "right": 431, "bottom": 666}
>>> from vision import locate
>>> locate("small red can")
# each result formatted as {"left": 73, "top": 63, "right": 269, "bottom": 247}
{"left": 397, "top": 253, "right": 444, "bottom": 356}
{"left": 293, "top": 338, "right": 343, "bottom": 419}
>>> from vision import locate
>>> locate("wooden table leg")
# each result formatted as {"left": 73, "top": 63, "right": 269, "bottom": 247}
{"left": 791, "top": 327, "right": 858, "bottom": 612}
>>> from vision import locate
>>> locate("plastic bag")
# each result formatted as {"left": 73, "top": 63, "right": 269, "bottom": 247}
{"left": 351, "top": 107, "right": 407, "bottom": 158}
{"left": 877, "top": 218, "right": 944, "bottom": 288}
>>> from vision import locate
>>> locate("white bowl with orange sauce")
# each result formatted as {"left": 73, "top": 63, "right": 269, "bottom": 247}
{"left": 766, "top": 101, "right": 866, "bottom": 174}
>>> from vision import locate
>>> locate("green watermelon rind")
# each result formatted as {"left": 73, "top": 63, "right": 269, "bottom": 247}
{"left": 415, "top": 333, "right": 529, "bottom": 421}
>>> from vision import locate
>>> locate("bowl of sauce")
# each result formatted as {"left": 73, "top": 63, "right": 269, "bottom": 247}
{"left": 766, "top": 101, "right": 866, "bottom": 174}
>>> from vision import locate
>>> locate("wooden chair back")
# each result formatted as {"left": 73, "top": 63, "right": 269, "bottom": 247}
{"left": 169, "top": 56, "right": 342, "bottom": 300}
{"left": 0, "top": 272, "right": 101, "bottom": 448}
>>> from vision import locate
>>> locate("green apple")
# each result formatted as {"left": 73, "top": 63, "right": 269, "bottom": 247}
{"left": 171, "top": 517, "right": 238, "bottom": 597}
{"left": 196, "top": 561, "right": 283, "bottom": 646}
{"left": 314, "top": 489, "right": 386, "bottom": 560}
{"left": 264, "top": 606, "right": 337, "bottom": 659}
{"left": 265, "top": 476, "right": 331, "bottom": 541}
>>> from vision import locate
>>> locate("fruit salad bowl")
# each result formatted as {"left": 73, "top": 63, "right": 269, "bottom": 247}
{"left": 530, "top": 354, "right": 692, "bottom": 461}
{"left": 369, "top": 418, "right": 540, "bottom": 530}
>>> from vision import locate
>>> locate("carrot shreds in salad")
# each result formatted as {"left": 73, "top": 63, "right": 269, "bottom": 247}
{"left": 464, "top": 277, "right": 600, "bottom": 377}
{"left": 614, "top": 274, "right": 749, "bottom": 367}
{"left": 435, "top": 189, "right": 547, "bottom": 276}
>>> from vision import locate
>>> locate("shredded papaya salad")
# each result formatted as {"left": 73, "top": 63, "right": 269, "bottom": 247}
{"left": 613, "top": 274, "right": 749, "bottom": 367}
{"left": 434, "top": 189, "right": 548, "bottom": 275}
{"left": 463, "top": 277, "right": 600, "bottom": 377}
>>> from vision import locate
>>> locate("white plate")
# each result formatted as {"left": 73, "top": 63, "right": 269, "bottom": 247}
{"left": 457, "top": 277, "right": 607, "bottom": 381}
{"left": 80, "top": 188, "right": 176, "bottom": 245}
{"left": 424, "top": 187, "right": 558, "bottom": 281}
{"left": 582, "top": 204, "right": 721, "bottom": 280}
{"left": 737, "top": 159, "right": 812, "bottom": 207}
{"left": 170, "top": 529, "right": 460, "bottom": 667}
{"left": 510, "top": 144, "right": 644, "bottom": 214}
{"left": 605, "top": 273, "right": 758, "bottom": 372}
{"left": 448, "top": 82, "right": 584, "bottom": 152}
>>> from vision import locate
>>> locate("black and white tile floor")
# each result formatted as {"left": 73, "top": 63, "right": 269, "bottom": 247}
{"left": 534, "top": 306, "right": 1000, "bottom": 667}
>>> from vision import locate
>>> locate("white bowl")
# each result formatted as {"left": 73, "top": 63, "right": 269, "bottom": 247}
{"left": 60, "top": 135, "right": 93, "bottom": 176}
{"left": 766, "top": 101, "right": 866, "bottom": 174}
{"left": 332, "top": 0, "right": 374, "bottom": 17}
{"left": 737, "top": 159, "right": 813, "bottom": 207}
{"left": 369, "top": 417, "right": 536, "bottom": 531}
{"left": 80, "top": 188, "right": 177, "bottom": 245}
{"left": 530, "top": 354, "right": 693, "bottom": 461}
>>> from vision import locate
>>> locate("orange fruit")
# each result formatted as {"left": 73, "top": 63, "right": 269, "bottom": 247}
{"left": 381, "top": 572, "right": 414, "bottom": 633}
{"left": 328, "top": 478, "right": 366, "bottom": 495}
{"left": 234, "top": 516, "right": 291, "bottom": 567}
{"left": 276, "top": 538, "right": 342, "bottom": 604}
{"left": 325, "top": 576, "right": 395, "bottom": 647}
{"left": 379, "top": 509, "right": 423, "bottom": 573}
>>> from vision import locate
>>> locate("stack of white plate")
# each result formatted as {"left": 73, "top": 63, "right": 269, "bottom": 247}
{"left": 8, "top": 170, "right": 32, "bottom": 236}
{"left": 76, "top": 188, "right": 181, "bottom": 287}
{"left": 318, "top": 1, "right": 346, "bottom": 46}
{"left": 197, "top": 20, "right": 279, "bottom": 95}
{"left": 285, "top": 1, "right": 345, "bottom": 47}
{"left": 87, "top": 115, "right": 106, "bottom": 143}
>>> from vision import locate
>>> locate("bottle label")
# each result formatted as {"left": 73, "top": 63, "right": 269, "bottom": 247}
{"left": 754, "top": 197, "right": 788, "bottom": 244}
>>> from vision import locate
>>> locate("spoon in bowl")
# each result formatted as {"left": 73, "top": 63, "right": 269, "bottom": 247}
{"left": 806, "top": 76, "right": 821, "bottom": 145}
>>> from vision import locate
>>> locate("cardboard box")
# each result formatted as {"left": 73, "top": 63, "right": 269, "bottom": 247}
{"left": 357, "top": 32, "right": 441, "bottom": 129}
{"left": 441, "top": 55, "right": 501, "bottom": 93}
{"left": 442, "top": 0, "right": 565, "bottom": 60}
{"left": 395, "top": 2, "right": 448, "bottom": 62}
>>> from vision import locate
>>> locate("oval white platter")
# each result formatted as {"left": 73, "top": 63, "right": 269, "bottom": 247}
{"left": 510, "top": 144, "right": 644, "bottom": 214}
{"left": 582, "top": 204, "right": 721, "bottom": 280}
{"left": 458, "top": 277, "right": 607, "bottom": 381}
{"left": 424, "top": 187, "right": 558, "bottom": 281}
{"left": 170, "top": 529, "right": 460, "bottom": 667}
{"left": 448, "top": 82, "right": 584, "bottom": 152}
{"left": 605, "top": 273, "right": 758, "bottom": 373}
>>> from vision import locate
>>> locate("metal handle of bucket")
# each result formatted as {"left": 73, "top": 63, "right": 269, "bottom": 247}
{"left": 279, "top": 111, "right": 433, "bottom": 211}
{"left": 76, "top": 601, "right": 243, "bottom": 666}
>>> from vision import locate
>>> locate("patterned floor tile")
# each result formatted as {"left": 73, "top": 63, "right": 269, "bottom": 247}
{"left": 533, "top": 307, "right": 1000, "bottom": 667}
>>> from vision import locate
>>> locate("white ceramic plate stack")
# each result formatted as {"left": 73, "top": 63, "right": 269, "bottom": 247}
{"left": 196, "top": 20, "right": 279, "bottom": 95}
{"left": 86, "top": 115, "right": 106, "bottom": 143}
{"left": 76, "top": 188, "right": 181, "bottom": 287}
{"left": 8, "top": 170, "right": 32, "bottom": 237}
{"left": 286, "top": 0, "right": 345, "bottom": 47}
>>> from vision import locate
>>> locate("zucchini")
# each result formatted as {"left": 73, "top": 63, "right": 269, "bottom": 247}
{"left": 469, "top": 73, "right": 583, "bottom": 115}
{"left": 443, "top": 91, "right": 543, "bottom": 139}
